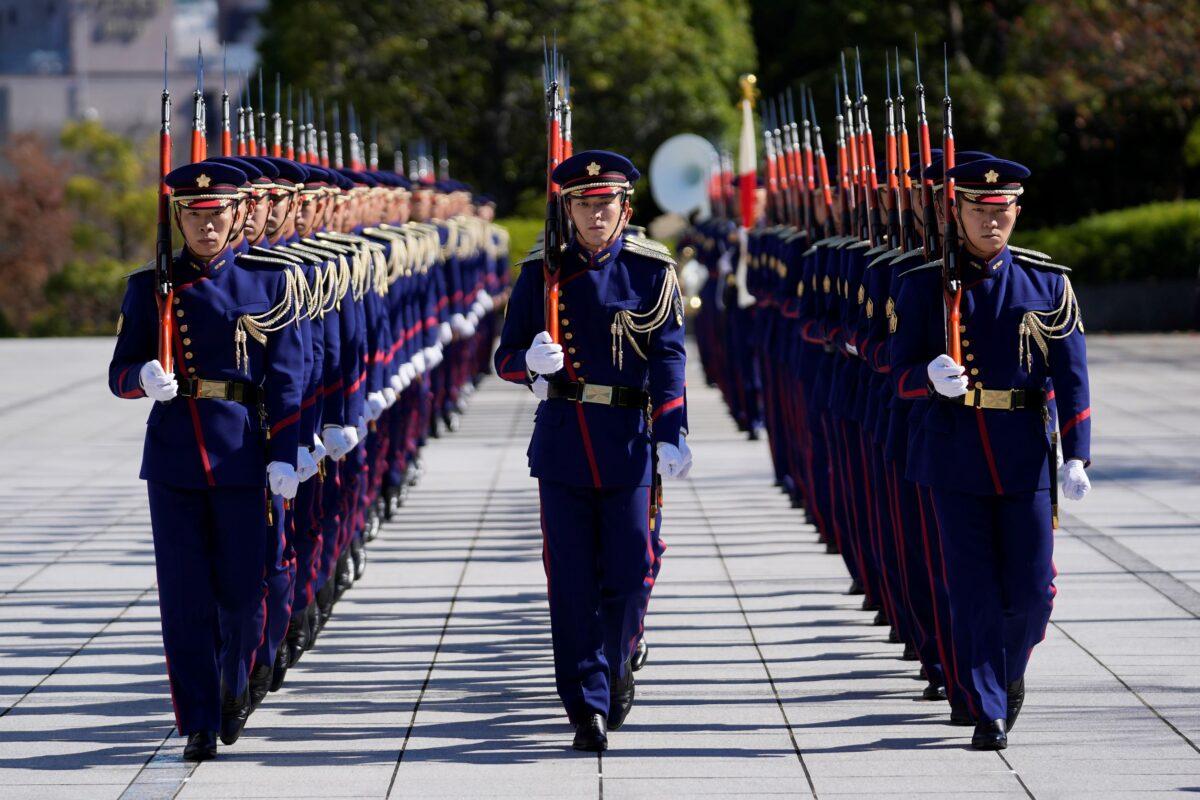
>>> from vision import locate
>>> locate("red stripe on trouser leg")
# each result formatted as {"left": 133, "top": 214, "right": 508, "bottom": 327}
{"left": 923, "top": 485, "right": 978, "bottom": 720}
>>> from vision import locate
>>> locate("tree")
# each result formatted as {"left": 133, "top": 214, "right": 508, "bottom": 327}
{"left": 256, "top": 0, "right": 757, "bottom": 217}
{"left": 0, "top": 135, "right": 72, "bottom": 335}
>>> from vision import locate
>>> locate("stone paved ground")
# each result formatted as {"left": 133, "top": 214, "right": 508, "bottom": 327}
{"left": 0, "top": 334, "right": 1198, "bottom": 799}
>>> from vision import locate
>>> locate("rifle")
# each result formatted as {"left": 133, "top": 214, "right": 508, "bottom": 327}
{"left": 331, "top": 104, "right": 341, "bottom": 169}
{"left": 855, "top": 48, "right": 882, "bottom": 247}
{"left": 286, "top": 86, "right": 295, "bottom": 160}
{"left": 319, "top": 98, "right": 329, "bottom": 168}
{"left": 914, "top": 37, "right": 938, "bottom": 259}
{"left": 542, "top": 36, "right": 564, "bottom": 343}
{"left": 221, "top": 46, "right": 232, "bottom": 157}
{"left": 191, "top": 43, "right": 204, "bottom": 163}
{"left": 791, "top": 88, "right": 813, "bottom": 235}
{"left": 833, "top": 74, "right": 853, "bottom": 236}
{"left": 245, "top": 74, "right": 257, "bottom": 156}
{"left": 561, "top": 61, "right": 573, "bottom": 160}
{"left": 941, "top": 45, "right": 962, "bottom": 364}
{"left": 761, "top": 101, "right": 778, "bottom": 225}
{"left": 883, "top": 57, "right": 902, "bottom": 248}
{"left": 156, "top": 39, "right": 174, "bottom": 374}
{"left": 257, "top": 69, "right": 267, "bottom": 156}
{"left": 272, "top": 74, "right": 282, "bottom": 158}
{"left": 894, "top": 48, "right": 917, "bottom": 252}
{"left": 237, "top": 79, "right": 247, "bottom": 156}
{"left": 807, "top": 87, "right": 836, "bottom": 239}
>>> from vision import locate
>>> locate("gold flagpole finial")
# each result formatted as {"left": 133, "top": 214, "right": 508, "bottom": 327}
{"left": 739, "top": 74, "right": 758, "bottom": 104}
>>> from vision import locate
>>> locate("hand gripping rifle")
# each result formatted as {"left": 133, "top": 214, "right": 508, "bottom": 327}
{"left": 157, "top": 39, "right": 175, "bottom": 373}
{"left": 941, "top": 45, "right": 962, "bottom": 364}
{"left": 542, "top": 36, "right": 565, "bottom": 343}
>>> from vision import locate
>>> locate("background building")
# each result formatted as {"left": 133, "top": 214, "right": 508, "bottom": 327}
{"left": 0, "top": 0, "right": 264, "bottom": 141}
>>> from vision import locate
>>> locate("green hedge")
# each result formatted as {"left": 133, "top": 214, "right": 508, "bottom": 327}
{"left": 1015, "top": 201, "right": 1200, "bottom": 284}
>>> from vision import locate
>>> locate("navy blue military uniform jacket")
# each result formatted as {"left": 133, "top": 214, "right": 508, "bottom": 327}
{"left": 109, "top": 247, "right": 306, "bottom": 489}
{"left": 495, "top": 235, "right": 687, "bottom": 489}
{"left": 890, "top": 246, "right": 1091, "bottom": 496}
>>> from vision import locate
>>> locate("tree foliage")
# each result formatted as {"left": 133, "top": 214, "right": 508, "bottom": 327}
{"left": 257, "top": 0, "right": 756, "bottom": 218}
{"left": 750, "top": 0, "right": 1200, "bottom": 227}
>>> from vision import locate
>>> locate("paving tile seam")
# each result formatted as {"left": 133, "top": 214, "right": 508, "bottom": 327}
{"left": 686, "top": 477, "right": 819, "bottom": 798}
{"left": 1060, "top": 513, "right": 1200, "bottom": 620}
{"left": 1046, "top": 619, "right": 1200, "bottom": 758}
{"left": 384, "top": 392, "right": 528, "bottom": 800}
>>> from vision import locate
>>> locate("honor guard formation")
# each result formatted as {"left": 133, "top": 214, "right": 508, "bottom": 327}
{"left": 682, "top": 47, "right": 1092, "bottom": 751}
{"left": 107, "top": 47, "right": 510, "bottom": 762}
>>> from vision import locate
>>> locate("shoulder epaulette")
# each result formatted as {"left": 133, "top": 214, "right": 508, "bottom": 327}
{"left": 784, "top": 230, "right": 809, "bottom": 245}
{"left": 250, "top": 245, "right": 302, "bottom": 264}
{"left": 846, "top": 240, "right": 872, "bottom": 251}
{"left": 236, "top": 252, "right": 298, "bottom": 269}
{"left": 623, "top": 236, "right": 677, "bottom": 266}
{"left": 517, "top": 249, "right": 545, "bottom": 267}
{"left": 868, "top": 246, "right": 905, "bottom": 268}
{"left": 898, "top": 259, "right": 942, "bottom": 279}
{"left": 1014, "top": 252, "right": 1071, "bottom": 273}
{"left": 1011, "top": 245, "right": 1052, "bottom": 261}
{"left": 865, "top": 243, "right": 892, "bottom": 259}
{"left": 124, "top": 260, "right": 154, "bottom": 278}
{"left": 890, "top": 247, "right": 926, "bottom": 266}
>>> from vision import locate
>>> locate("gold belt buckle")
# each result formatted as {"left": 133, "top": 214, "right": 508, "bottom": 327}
{"left": 581, "top": 383, "right": 614, "bottom": 405}
{"left": 978, "top": 388, "right": 1013, "bottom": 410}
{"left": 196, "top": 379, "right": 227, "bottom": 400}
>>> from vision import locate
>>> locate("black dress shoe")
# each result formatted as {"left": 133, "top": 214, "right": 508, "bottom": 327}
{"left": 351, "top": 537, "right": 367, "bottom": 580}
{"left": 972, "top": 719, "right": 1007, "bottom": 750}
{"left": 902, "top": 642, "right": 918, "bottom": 661}
{"left": 219, "top": 689, "right": 251, "bottom": 746}
{"left": 862, "top": 597, "right": 880, "bottom": 612}
{"left": 305, "top": 603, "right": 320, "bottom": 650}
{"left": 847, "top": 578, "right": 864, "bottom": 595}
{"left": 888, "top": 626, "right": 901, "bottom": 643}
{"left": 825, "top": 541, "right": 840, "bottom": 555}
{"left": 1006, "top": 678, "right": 1025, "bottom": 732}
{"left": 334, "top": 551, "right": 354, "bottom": 600}
{"left": 572, "top": 713, "right": 608, "bottom": 752}
{"left": 631, "top": 638, "right": 649, "bottom": 672}
{"left": 872, "top": 608, "right": 888, "bottom": 625}
{"left": 922, "top": 682, "right": 947, "bottom": 702}
{"left": 269, "top": 640, "right": 289, "bottom": 692}
{"left": 183, "top": 731, "right": 217, "bottom": 762}
{"left": 316, "top": 582, "right": 335, "bottom": 634}
{"left": 608, "top": 660, "right": 636, "bottom": 731}
{"left": 248, "top": 663, "right": 272, "bottom": 711}
{"left": 286, "top": 609, "right": 309, "bottom": 666}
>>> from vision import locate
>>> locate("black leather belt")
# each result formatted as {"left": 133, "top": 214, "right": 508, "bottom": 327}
{"left": 177, "top": 377, "right": 263, "bottom": 405}
{"left": 547, "top": 380, "right": 649, "bottom": 410}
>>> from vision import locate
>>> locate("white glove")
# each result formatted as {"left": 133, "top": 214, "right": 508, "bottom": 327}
{"left": 927, "top": 354, "right": 969, "bottom": 398}
{"left": 526, "top": 330, "right": 564, "bottom": 375}
{"left": 677, "top": 436, "right": 694, "bottom": 479}
{"left": 412, "top": 351, "right": 427, "bottom": 375}
{"left": 424, "top": 345, "right": 443, "bottom": 369}
{"left": 438, "top": 321, "right": 453, "bottom": 345}
{"left": 461, "top": 317, "right": 477, "bottom": 338}
{"left": 532, "top": 376, "right": 549, "bottom": 400}
{"left": 267, "top": 461, "right": 300, "bottom": 500}
{"left": 656, "top": 441, "right": 691, "bottom": 480}
{"left": 478, "top": 291, "right": 494, "bottom": 312}
{"left": 470, "top": 301, "right": 485, "bottom": 319}
{"left": 322, "top": 425, "right": 351, "bottom": 460}
{"left": 401, "top": 361, "right": 417, "bottom": 385}
{"left": 382, "top": 386, "right": 397, "bottom": 407}
{"left": 451, "top": 313, "right": 469, "bottom": 336}
{"left": 139, "top": 360, "right": 178, "bottom": 402}
{"left": 312, "top": 432, "right": 328, "bottom": 463}
{"left": 296, "top": 446, "right": 319, "bottom": 482}
{"left": 390, "top": 373, "right": 405, "bottom": 393}
{"left": 366, "top": 391, "right": 387, "bottom": 421}
{"left": 354, "top": 416, "right": 368, "bottom": 444}
{"left": 1060, "top": 458, "right": 1091, "bottom": 501}
{"left": 467, "top": 310, "right": 480, "bottom": 329}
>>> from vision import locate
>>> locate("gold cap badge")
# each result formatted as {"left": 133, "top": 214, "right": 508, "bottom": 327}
{"left": 196, "top": 173, "right": 212, "bottom": 188}
{"left": 984, "top": 169, "right": 999, "bottom": 184}
{"left": 586, "top": 162, "right": 601, "bottom": 176}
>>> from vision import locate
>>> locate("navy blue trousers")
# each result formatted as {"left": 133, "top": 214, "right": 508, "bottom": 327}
{"left": 147, "top": 481, "right": 270, "bottom": 734}
{"left": 253, "top": 494, "right": 294, "bottom": 672}
{"left": 538, "top": 480, "right": 659, "bottom": 723}
{"left": 931, "top": 487, "right": 1056, "bottom": 722}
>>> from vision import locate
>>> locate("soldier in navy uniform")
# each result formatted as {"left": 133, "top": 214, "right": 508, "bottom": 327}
{"left": 890, "top": 157, "right": 1092, "bottom": 750}
{"left": 108, "top": 161, "right": 306, "bottom": 761}
{"left": 495, "top": 150, "right": 691, "bottom": 752}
